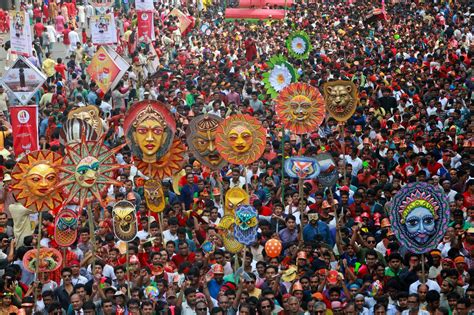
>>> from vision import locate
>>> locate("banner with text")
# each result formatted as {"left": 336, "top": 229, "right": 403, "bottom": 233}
{"left": 11, "top": 105, "right": 39, "bottom": 156}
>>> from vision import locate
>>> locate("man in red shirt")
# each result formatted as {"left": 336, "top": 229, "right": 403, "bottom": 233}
{"left": 54, "top": 58, "right": 67, "bottom": 80}
{"left": 171, "top": 241, "right": 195, "bottom": 267}
{"left": 33, "top": 18, "right": 45, "bottom": 38}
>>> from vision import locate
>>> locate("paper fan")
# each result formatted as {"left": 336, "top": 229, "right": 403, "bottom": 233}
{"left": 286, "top": 30, "right": 313, "bottom": 59}
{"left": 262, "top": 55, "right": 298, "bottom": 99}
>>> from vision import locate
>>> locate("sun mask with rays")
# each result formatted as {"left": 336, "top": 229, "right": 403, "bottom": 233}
{"left": 215, "top": 114, "right": 266, "bottom": 165}
{"left": 275, "top": 83, "right": 326, "bottom": 135}
{"left": 57, "top": 137, "right": 126, "bottom": 209}
{"left": 11, "top": 150, "right": 64, "bottom": 212}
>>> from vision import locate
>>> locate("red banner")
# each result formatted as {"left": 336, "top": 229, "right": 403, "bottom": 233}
{"left": 137, "top": 11, "right": 154, "bottom": 43}
{"left": 10, "top": 105, "right": 38, "bottom": 156}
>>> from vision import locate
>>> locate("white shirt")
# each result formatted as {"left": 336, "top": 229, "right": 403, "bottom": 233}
{"left": 163, "top": 230, "right": 179, "bottom": 243}
{"left": 409, "top": 279, "right": 441, "bottom": 294}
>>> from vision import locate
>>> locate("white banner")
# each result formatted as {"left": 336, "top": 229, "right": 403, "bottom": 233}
{"left": 135, "top": 0, "right": 154, "bottom": 11}
{"left": 90, "top": 13, "right": 117, "bottom": 45}
{"left": 9, "top": 11, "right": 33, "bottom": 57}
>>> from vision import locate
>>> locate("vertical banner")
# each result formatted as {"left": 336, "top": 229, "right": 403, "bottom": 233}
{"left": 135, "top": 0, "right": 154, "bottom": 11}
{"left": 137, "top": 11, "right": 155, "bottom": 43}
{"left": 9, "top": 11, "right": 33, "bottom": 57}
{"left": 91, "top": 13, "right": 118, "bottom": 45}
{"left": 10, "top": 105, "right": 39, "bottom": 156}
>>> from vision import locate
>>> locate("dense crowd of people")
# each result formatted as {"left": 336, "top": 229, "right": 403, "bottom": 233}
{"left": 0, "top": 0, "right": 473, "bottom": 314}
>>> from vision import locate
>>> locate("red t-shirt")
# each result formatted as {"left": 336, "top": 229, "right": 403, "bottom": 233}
{"left": 34, "top": 22, "right": 45, "bottom": 37}
{"left": 62, "top": 29, "right": 71, "bottom": 45}
{"left": 171, "top": 252, "right": 196, "bottom": 266}
{"left": 54, "top": 63, "right": 66, "bottom": 80}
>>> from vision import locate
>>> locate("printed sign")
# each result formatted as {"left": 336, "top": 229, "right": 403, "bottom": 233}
{"left": 10, "top": 105, "right": 39, "bottom": 156}
{"left": 87, "top": 46, "right": 129, "bottom": 94}
{"left": 9, "top": 11, "right": 33, "bottom": 57}
{"left": 91, "top": 13, "right": 117, "bottom": 45}
{"left": 1, "top": 56, "right": 46, "bottom": 105}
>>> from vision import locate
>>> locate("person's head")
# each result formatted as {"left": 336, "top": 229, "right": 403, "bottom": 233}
{"left": 407, "top": 294, "right": 420, "bottom": 311}
{"left": 265, "top": 265, "right": 278, "bottom": 282}
{"left": 185, "top": 288, "right": 197, "bottom": 306}
{"left": 61, "top": 267, "right": 73, "bottom": 284}
{"left": 426, "top": 290, "right": 440, "bottom": 310}
{"left": 373, "top": 304, "right": 386, "bottom": 315}
{"left": 259, "top": 298, "right": 274, "bottom": 315}
{"left": 83, "top": 301, "right": 96, "bottom": 315}
{"left": 354, "top": 294, "right": 365, "bottom": 310}
{"left": 196, "top": 301, "right": 208, "bottom": 315}
{"left": 456, "top": 298, "right": 470, "bottom": 315}
{"left": 417, "top": 284, "right": 428, "bottom": 302}
{"left": 287, "top": 296, "right": 300, "bottom": 314}
{"left": 365, "top": 249, "right": 378, "bottom": 267}
{"left": 178, "top": 241, "right": 189, "bottom": 256}
{"left": 70, "top": 293, "right": 83, "bottom": 311}
{"left": 142, "top": 300, "right": 154, "bottom": 315}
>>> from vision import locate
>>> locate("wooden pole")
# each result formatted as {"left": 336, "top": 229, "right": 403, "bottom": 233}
{"left": 298, "top": 177, "right": 304, "bottom": 242}
{"left": 280, "top": 130, "right": 285, "bottom": 204}
{"left": 341, "top": 123, "right": 347, "bottom": 185}
{"left": 244, "top": 167, "right": 249, "bottom": 194}
{"left": 421, "top": 253, "right": 426, "bottom": 284}
{"left": 126, "top": 242, "right": 131, "bottom": 298}
{"left": 87, "top": 204, "right": 96, "bottom": 274}
{"left": 159, "top": 212, "right": 165, "bottom": 248}
{"left": 33, "top": 211, "right": 43, "bottom": 304}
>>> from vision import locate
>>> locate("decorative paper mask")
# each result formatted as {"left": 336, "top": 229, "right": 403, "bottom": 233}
{"left": 315, "top": 153, "right": 339, "bottom": 187}
{"left": 216, "top": 114, "right": 266, "bottom": 165}
{"left": 112, "top": 200, "right": 138, "bottom": 242}
{"left": 186, "top": 114, "right": 227, "bottom": 170}
{"left": 60, "top": 118, "right": 98, "bottom": 146}
{"left": 144, "top": 179, "right": 165, "bottom": 213}
{"left": 124, "top": 100, "right": 176, "bottom": 164}
{"left": 286, "top": 30, "right": 313, "bottom": 60}
{"left": 323, "top": 80, "right": 359, "bottom": 122}
{"left": 217, "top": 215, "right": 245, "bottom": 254}
{"left": 233, "top": 205, "right": 258, "bottom": 246}
{"left": 263, "top": 55, "right": 299, "bottom": 98}
{"left": 284, "top": 157, "right": 321, "bottom": 179}
{"left": 54, "top": 209, "right": 78, "bottom": 247}
{"left": 67, "top": 105, "right": 104, "bottom": 136}
{"left": 225, "top": 187, "right": 250, "bottom": 216}
{"left": 388, "top": 182, "right": 449, "bottom": 254}
{"left": 58, "top": 137, "right": 125, "bottom": 209}
{"left": 23, "top": 248, "right": 62, "bottom": 273}
{"left": 11, "top": 151, "right": 63, "bottom": 212}
{"left": 275, "top": 83, "right": 325, "bottom": 135}
{"left": 135, "top": 138, "right": 185, "bottom": 179}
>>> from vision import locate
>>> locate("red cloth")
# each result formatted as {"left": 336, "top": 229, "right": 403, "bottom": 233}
{"left": 171, "top": 252, "right": 196, "bottom": 266}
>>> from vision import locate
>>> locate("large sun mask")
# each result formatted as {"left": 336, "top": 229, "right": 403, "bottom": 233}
{"left": 58, "top": 137, "right": 126, "bottom": 209}
{"left": 323, "top": 81, "right": 358, "bottom": 122}
{"left": 275, "top": 83, "right": 326, "bottom": 135}
{"left": 216, "top": 114, "right": 266, "bottom": 165}
{"left": 225, "top": 187, "right": 249, "bottom": 216}
{"left": 113, "top": 200, "right": 138, "bottom": 242}
{"left": 11, "top": 150, "right": 63, "bottom": 212}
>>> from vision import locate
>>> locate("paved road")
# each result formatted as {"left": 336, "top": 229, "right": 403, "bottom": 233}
{"left": 0, "top": 31, "right": 69, "bottom": 77}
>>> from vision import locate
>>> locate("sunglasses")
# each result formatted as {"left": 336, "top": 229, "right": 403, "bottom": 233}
{"left": 197, "top": 308, "right": 207, "bottom": 311}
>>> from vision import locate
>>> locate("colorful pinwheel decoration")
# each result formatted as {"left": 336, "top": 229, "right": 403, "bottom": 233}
{"left": 262, "top": 55, "right": 298, "bottom": 99}
{"left": 286, "top": 30, "right": 313, "bottom": 60}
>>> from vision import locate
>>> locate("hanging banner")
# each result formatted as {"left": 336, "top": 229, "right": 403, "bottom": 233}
{"left": 90, "top": 13, "right": 118, "bottom": 45}
{"left": 11, "top": 105, "right": 39, "bottom": 156}
{"left": 137, "top": 11, "right": 155, "bottom": 43}
{"left": 1, "top": 56, "right": 47, "bottom": 105}
{"left": 86, "top": 46, "right": 129, "bottom": 94}
{"left": 9, "top": 11, "right": 33, "bottom": 57}
{"left": 135, "top": 0, "right": 154, "bottom": 11}
{"left": 169, "top": 8, "right": 192, "bottom": 34}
